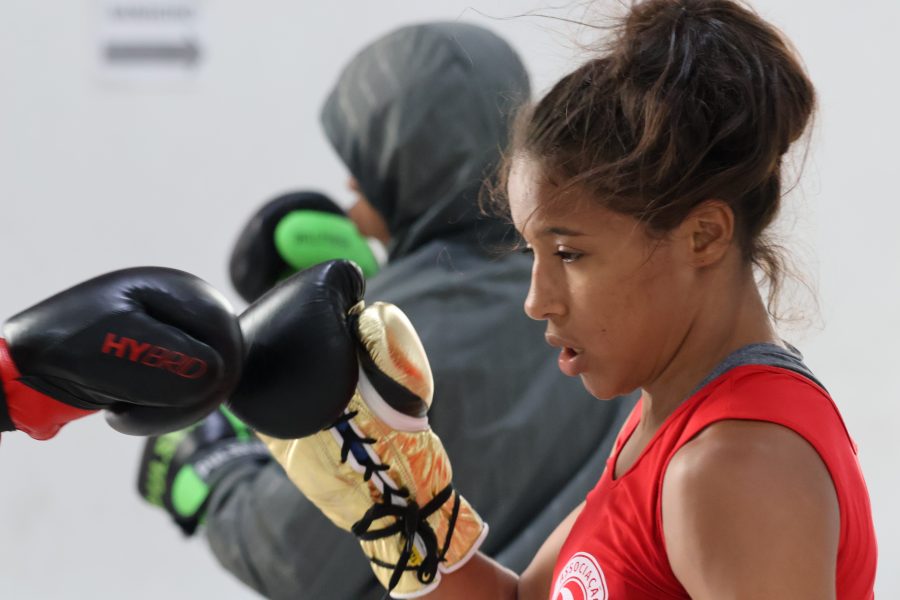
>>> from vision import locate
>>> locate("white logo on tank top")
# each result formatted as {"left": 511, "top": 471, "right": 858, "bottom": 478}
{"left": 552, "top": 551, "right": 609, "bottom": 600}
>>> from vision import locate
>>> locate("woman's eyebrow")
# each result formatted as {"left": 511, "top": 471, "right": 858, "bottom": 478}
{"left": 542, "top": 226, "right": 586, "bottom": 237}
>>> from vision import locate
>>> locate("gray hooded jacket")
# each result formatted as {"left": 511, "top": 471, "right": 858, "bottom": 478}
{"left": 205, "top": 22, "right": 636, "bottom": 599}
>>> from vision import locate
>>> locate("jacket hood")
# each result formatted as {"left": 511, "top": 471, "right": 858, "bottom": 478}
{"left": 320, "top": 22, "right": 531, "bottom": 259}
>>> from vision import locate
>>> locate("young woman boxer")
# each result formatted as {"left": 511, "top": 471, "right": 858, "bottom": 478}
{"left": 432, "top": 0, "right": 878, "bottom": 597}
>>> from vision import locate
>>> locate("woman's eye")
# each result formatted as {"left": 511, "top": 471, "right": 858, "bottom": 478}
{"left": 554, "top": 248, "right": 582, "bottom": 263}
{"left": 519, "top": 245, "right": 534, "bottom": 256}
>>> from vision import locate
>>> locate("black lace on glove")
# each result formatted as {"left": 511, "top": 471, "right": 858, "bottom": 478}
{"left": 332, "top": 412, "right": 462, "bottom": 597}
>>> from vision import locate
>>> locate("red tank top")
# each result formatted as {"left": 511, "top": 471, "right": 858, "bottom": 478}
{"left": 550, "top": 365, "right": 877, "bottom": 599}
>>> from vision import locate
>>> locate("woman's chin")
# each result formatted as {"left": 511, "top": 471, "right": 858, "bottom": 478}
{"left": 580, "top": 372, "right": 627, "bottom": 401}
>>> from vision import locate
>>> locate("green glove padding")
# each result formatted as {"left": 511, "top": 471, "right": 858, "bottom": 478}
{"left": 137, "top": 406, "right": 270, "bottom": 535}
{"left": 274, "top": 210, "right": 381, "bottom": 279}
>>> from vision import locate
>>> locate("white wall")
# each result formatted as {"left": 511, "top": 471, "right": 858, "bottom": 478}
{"left": 0, "top": 1, "right": 896, "bottom": 598}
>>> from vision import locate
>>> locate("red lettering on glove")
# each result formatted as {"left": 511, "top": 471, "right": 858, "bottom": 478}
{"left": 101, "top": 333, "right": 208, "bottom": 379}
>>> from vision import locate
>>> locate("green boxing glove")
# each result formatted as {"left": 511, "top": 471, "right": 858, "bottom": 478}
{"left": 137, "top": 406, "right": 271, "bottom": 535}
{"left": 229, "top": 190, "right": 384, "bottom": 303}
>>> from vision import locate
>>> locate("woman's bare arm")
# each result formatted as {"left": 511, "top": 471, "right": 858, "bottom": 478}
{"left": 663, "top": 420, "right": 840, "bottom": 600}
{"left": 425, "top": 502, "right": 585, "bottom": 600}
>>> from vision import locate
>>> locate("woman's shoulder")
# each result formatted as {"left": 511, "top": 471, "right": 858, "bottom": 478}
{"left": 662, "top": 419, "right": 840, "bottom": 598}
{"left": 667, "top": 418, "right": 835, "bottom": 486}
{"left": 689, "top": 364, "right": 853, "bottom": 450}
{"left": 684, "top": 364, "right": 835, "bottom": 429}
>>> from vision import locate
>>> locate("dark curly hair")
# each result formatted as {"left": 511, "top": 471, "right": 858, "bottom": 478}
{"left": 494, "top": 0, "right": 815, "bottom": 315}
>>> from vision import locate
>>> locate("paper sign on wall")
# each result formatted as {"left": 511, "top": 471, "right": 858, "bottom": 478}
{"left": 96, "top": 0, "right": 204, "bottom": 86}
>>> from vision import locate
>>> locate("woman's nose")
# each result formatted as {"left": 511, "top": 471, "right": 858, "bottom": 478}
{"left": 524, "top": 262, "right": 565, "bottom": 321}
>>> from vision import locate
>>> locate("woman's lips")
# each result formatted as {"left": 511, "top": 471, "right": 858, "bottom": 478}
{"left": 558, "top": 346, "right": 586, "bottom": 377}
{"left": 546, "top": 333, "right": 586, "bottom": 376}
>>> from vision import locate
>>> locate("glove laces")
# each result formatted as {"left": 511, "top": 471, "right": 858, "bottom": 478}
{"left": 332, "top": 411, "right": 461, "bottom": 598}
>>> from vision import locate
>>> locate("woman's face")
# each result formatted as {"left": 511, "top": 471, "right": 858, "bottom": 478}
{"left": 508, "top": 158, "right": 702, "bottom": 400}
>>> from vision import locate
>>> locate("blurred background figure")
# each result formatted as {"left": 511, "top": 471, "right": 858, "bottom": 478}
{"left": 137, "top": 21, "right": 634, "bottom": 599}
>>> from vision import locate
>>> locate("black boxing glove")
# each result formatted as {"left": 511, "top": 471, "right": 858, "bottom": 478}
{"left": 227, "top": 260, "right": 364, "bottom": 438}
{"left": 0, "top": 267, "right": 243, "bottom": 440}
{"left": 228, "top": 191, "right": 383, "bottom": 303}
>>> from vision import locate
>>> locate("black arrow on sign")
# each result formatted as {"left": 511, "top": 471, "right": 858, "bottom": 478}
{"left": 104, "top": 40, "right": 201, "bottom": 66}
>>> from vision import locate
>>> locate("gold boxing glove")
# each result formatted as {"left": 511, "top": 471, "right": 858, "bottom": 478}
{"left": 259, "top": 302, "right": 487, "bottom": 598}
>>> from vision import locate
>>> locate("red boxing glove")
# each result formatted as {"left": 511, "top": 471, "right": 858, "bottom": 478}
{"left": 0, "top": 339, "right": 95, "bottom": 440}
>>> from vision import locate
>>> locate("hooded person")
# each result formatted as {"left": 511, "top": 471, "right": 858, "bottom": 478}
{"left": 199, "top": 22, "right": 636, "bottom": 599}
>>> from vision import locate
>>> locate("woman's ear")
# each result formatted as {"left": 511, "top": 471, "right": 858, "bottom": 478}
{"left": 683, "top": 200, "right": 735, "bottom": 268}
